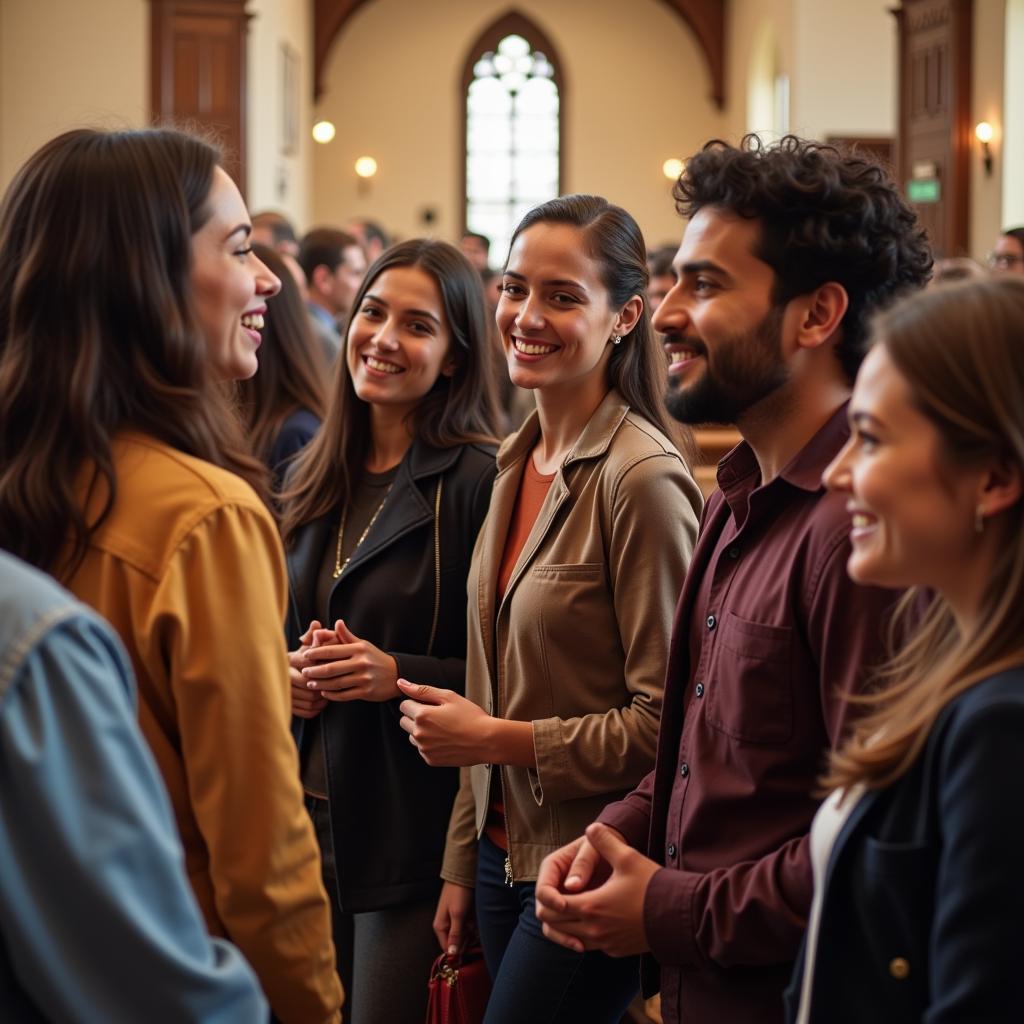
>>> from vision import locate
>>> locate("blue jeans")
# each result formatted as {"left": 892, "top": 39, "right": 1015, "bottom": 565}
{"left": 475, "top": 834, "right": 640, "bottom": 1024}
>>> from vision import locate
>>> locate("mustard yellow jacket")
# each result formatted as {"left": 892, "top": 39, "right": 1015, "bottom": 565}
{"left": 65, "top": 434, "right": 342, "bottom": 1024}
{"left": 441, "top": 392, "right": 703, "bottom": 885}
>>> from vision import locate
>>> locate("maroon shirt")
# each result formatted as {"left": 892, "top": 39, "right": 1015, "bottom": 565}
{"left": 600, "top": 404, "right": 898, "bottom": 1024}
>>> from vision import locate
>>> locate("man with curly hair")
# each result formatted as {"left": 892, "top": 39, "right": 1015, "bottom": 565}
{"left": 535, "top": 135, "right": 933, "bottom": 1023}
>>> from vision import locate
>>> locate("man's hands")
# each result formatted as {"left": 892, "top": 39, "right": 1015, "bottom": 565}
{"left": 534, "top": 823, "right": 658, "bottom": 957}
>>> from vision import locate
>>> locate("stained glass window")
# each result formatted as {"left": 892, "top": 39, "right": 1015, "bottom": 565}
{"left": 465, "top": 33, "right": 560, "bottom": 266}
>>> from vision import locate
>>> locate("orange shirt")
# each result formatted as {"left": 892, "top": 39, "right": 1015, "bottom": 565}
{"left": 488, "top": 454, "right": 555, "bottom": 850}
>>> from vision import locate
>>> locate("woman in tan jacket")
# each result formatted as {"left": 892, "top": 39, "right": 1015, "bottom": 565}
{"left": 0, "top": 128, "right": 343, "bottom": 1023}
{"left": 398, "top": 195, "right": 703, "bottom": 1022}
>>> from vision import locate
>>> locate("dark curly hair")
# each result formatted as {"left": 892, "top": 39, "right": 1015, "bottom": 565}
{"left": 674, "top": 134, "right": 933, "bottom": 381}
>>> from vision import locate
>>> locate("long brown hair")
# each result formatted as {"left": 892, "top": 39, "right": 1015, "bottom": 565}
{"left": 236, "top": 243, "right": 328, "bottom": 464}
{"left": 825, "top": 278, "right": 1024, "bottom": 792}
{"left": 0, "top": 127, "right": 268, "bottom": 577}
{"left": 280, "top": 239, "right": 501, "bottom": 543}
{"left": 508, "top": 195, "right": 696, "bottom": 463}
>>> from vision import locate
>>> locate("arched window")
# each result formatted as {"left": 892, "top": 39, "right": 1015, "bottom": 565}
{"left": 462, "top": 14, "right": 564, "bottom": 267}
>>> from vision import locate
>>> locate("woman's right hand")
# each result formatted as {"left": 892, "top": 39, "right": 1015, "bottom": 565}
{"left": 290, "top": 620, "right": 328, "bottom": 719}
{"left": 433, "top": 881, "right": 474, "bottom": 955}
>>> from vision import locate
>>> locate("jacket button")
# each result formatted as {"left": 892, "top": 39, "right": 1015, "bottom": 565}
{"left": 706, "top": 614, "right": 716, "bottom": 630}
{"left": 727, "top": 546, "right": 740, "bottom": 559}
{"left": 679, "top": 763, "right": 689, "bottom": 778}
{"left": 694, "top": 682, "right": 704, "bottom": 698}
{"left": 667, "top": 843, "right": 677, "bottom": 858}
{"left": 889, "top": 957, "right": 910, "bottom": 980}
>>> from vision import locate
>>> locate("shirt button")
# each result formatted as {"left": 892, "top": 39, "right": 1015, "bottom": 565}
{"left": 727, "top": 546, "right": 740, "bottom": 559}
{"left": 694, "top": 682, "right": 704, "bottom": 698}
{"left": 667, "top": 843, "right": 677, "bottom": 858}
{"left": 889, "top": 957, "right": 910, "bottom": 980}
{"left": 706, "top": 614, "right": 717, "bottom": 630}
{"left": 679, "top": 762, "right": 689, "bottom": 777}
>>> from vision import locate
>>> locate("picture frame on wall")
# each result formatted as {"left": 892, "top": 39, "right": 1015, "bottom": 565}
{"left": 281, "top": 43, "right": 299, "bottom": 156}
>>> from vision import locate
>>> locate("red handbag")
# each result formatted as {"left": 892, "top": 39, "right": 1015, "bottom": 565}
{"left": 426, "top": 943, "right": 491, "bottom": 1024}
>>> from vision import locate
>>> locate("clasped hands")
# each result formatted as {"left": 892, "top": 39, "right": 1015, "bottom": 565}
{"left": 289, "top": 618, "right": 399, "bottom": 717}
{"left": 533, "top": 823, "right": 659, "bottom": 958}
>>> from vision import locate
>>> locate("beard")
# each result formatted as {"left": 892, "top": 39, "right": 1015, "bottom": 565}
{"left": 664, "top": 305, "right": 789, "bottom": 425}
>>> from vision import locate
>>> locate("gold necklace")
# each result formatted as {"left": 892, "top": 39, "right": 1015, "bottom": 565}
{"left": 333, "top": 483, "right": 393, "bottom": 578}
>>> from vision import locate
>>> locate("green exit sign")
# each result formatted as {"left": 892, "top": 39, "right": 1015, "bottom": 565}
{"left": 907, "top": 178, "right": 941, "bottom": 203}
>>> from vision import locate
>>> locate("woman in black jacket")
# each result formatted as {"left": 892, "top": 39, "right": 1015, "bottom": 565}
{"left": 788, "top": 277, "right": 1024, "bottom": 1023}
{"left": 280, "top": 239, "right": 501, "bottom": 1024}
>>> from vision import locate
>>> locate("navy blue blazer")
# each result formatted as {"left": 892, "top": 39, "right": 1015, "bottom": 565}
{"left": 786, "top": 667, "right": 1024, "bottom": 1023}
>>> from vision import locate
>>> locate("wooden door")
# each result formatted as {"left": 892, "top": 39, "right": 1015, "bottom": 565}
{"left": 894, "top": 0, "right": 972, "bottom": 257}
{"left": 150, "top": 0, "right": 250, "bottom": 193}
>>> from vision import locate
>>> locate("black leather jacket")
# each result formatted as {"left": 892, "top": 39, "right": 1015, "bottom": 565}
{"left": 287, "top": 439, "right": 496, "bottom": 912}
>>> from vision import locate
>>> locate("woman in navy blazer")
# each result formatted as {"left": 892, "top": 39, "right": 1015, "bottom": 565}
{"left": 788, "top": 277, "right": 1024, "bottom": 1023}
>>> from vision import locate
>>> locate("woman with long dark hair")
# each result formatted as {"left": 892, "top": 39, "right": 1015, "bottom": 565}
{"left": 281, "top": 238, "right": 501, "bottom": 1023}
{"left": 236, "top": 242, "right": 329, "bottom": 487}
{"left": 790, "top": 277, "right": 1024, "bottom": 1022}
{"left": 398, "top": 195, "right": 704, "bottom": 1022}
{"left": 0, "top": 128, "right": 343, "bottom": 1023}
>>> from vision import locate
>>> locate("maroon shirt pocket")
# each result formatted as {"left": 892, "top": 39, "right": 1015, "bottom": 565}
{"left": 706, "top": 611, "right": 795, "bottom": 745}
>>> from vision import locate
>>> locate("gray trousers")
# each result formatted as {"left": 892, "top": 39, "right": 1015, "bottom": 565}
{"left": 308, "top": 796, "right": 439, "bottom": 1024}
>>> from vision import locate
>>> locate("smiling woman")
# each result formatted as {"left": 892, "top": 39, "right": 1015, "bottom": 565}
{"left": 791, "top": 277, "right": 1024, "bottom": 1024}
{"left": 0, "top": 127, "right": 342, "bottom": 1022}
{"left": 190, "top": 167, "right": 280, "bottom": 380}
{"left": 278, "top": 238, "right": 502, "bottom": 1024}
{"left": 396, "top": 195, "right": 704, "bottom": 1024}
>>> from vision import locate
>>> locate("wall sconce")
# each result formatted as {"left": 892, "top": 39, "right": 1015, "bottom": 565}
{"left": 312, "top": 120, "right": 336, "bottom": 144}
{"left": 662, "top": 158, "right": 683, "bottom": 181}
{"left": 355, "top": 156, "right": 378, "bottom": 196}
{"left": 975, "top": 121, "right": 994, "bottom": 177}
{"left": 354, "top": 156, "right": 378, "bottom": 179}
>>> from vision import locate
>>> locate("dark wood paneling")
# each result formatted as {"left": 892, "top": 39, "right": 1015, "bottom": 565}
{"left": 150, "top": 0, "right": 250, "bottom": 194}
{"left": 894, "top": 0, "right": 972, "bottom": 257}
{"left": 658, "top": 0, "right": 726, "bottom": 109}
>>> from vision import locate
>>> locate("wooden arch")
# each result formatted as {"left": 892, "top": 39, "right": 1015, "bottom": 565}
{"left": 313, "top": 0, "right": 726, "bottom": 108}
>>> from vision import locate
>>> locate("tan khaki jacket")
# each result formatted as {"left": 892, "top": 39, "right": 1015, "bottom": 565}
{"left": 65, "top": 434, "right": 342, "bottom": 1024}
{"left": 442, "top": 392, "right": 703, "bottom": 884}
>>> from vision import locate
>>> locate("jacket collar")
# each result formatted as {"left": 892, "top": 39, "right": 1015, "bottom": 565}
{"left": 286, "top": 437, "right": 458, "bottom": 639}
{"left": 496, "top": 389, "right": 631, "bottom": 474}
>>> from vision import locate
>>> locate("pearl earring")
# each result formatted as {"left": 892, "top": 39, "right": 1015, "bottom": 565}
{"left": 611, "top": 334, "right": 622, "bottom": 345}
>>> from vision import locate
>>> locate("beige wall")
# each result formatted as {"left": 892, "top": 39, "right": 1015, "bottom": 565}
{"left": 971, "top": 0, "right": 1007, "bottom": 259}
{"left": 1003, "top": 0, "right": 1024, "bottom": 228}
{"left": 246, "top": 0, "right": 314, "bottom": 227}
{"left": 0, "top": 0, "right": 315, "bottom": 226}
{"left": 312, "top": 0, "right": 722, "bottom": 257}
{"left": 725, "top": 0, "right": 898, "bottom": 145}
{"left": 790, "top": 0, "right": 896, "bottom": 140}
{"left": 0, "top": 0, "right": 148, "bottom": 187}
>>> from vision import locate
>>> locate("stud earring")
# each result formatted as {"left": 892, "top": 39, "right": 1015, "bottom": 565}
{"left": 974, "top": 505, "right": 986, "bottom": 534}
{"left": 611, "top": 334, "right": 622, "bottom": 345}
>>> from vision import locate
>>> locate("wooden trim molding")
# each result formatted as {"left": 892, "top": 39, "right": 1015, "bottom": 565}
{"left": 658, "top": 0, "right": 726, "bottom": 109}
{"left": 313, "top": 0, "right": 372, "bottom": 101}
